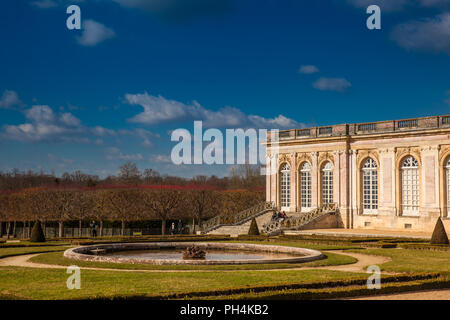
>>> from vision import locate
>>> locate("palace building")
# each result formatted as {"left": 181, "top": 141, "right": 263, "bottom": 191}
{"left": 265, "top": 115, "right": 450, "bottom": 233}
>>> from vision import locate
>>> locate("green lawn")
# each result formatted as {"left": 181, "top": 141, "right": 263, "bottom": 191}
{"left": 348, "top": 248, "right": 450, "bottom": 274}
{"left": 207, "top": 277, "right": 450, "bottom": 300}
{"left": 0, "top": 246, "right": 70, "bottom": 259}
{"left": 0, "top": 266, "right": 365, "bottom": 300}
{"left": 28, "top": 242, "right": 356, "bottom": 271}
{"left": 1, "top": 238, "right": 450, "bottom": 300}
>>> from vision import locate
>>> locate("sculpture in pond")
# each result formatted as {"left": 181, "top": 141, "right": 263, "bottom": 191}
{"left": 182, "top": 245, "right": 206, "bottom": 260}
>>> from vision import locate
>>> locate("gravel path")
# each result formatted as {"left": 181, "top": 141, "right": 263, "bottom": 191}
{"left": 352, "top": 289, "right": 450, "bottom": 300}
{"left": 2, "top": 251, "right": 448, "bottom": 299}
{"left": 0, "top": 250, "right": 390, "bottom": 273}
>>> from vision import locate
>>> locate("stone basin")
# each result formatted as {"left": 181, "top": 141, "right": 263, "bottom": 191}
{"left": 63, "top": 242, "right": 325, "bottom": 265}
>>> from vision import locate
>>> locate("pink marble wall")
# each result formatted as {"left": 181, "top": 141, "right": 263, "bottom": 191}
{"left": 382, "top": 158, "right": 392, "bottom": 204}
{"left": 424, "top": 155, "right": 435, "bottom": 204}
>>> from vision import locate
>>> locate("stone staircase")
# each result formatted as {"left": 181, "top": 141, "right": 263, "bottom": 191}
{"left": 202, "top": 202, "right": 276, "bottom": 236}
{"left": 262, "top": 203, "right": 338, "bottom": 236}
{"left": 207, "top": 210, "right": 275, "bottom": 236}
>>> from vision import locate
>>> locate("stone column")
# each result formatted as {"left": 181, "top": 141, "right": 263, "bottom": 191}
{"left": 311, "top": 152, "right": 318, "bottom": 208}
{"left": 379, "top": 148, "right": 396, "bottom": 216}
{"left": 340, "top": 150, "right": 350, "bottom": 228}
{"left": 290, "top": 152, "right": 297, "bottom": 212}
{"left": 333, "top": 151, "right": 340, "bottom": 208}
{"left": 271, "top": 154, "right": 278, "bottom": 206}
{"left": 266, "top": 155, "right": 271, "bottom": 203}
{"left": 420, "top": 146, "right": 440, "bottom": 216}
{"left": 351, "top": 150, "right": 358, "bottom": 213}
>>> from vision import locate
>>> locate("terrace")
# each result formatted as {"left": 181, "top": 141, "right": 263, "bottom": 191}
{"left": 269, "top": 115, "right": 450, "bottom": 142}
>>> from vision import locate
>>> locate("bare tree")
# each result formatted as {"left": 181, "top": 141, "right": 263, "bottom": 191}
{"left": 103, "top": 189, "right": 141, "bottom": 236}
{"left": 142, "top": 189, "right": 182, "bottom": 235}
{"left": 45, "top": 191, "right": 74, "bottom": 238}
{"left": 187, "top": 190, "right": 219, "bottom": 232}
{"left": 118, "top": 162, "right": 141, "bottom": 185}
{"left": 71, "top": 191, "right": 95, "bottom": 236}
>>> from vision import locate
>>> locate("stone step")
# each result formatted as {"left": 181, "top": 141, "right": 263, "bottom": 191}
{"left": 206, "top": 210, "right": 276, "bottom": 236}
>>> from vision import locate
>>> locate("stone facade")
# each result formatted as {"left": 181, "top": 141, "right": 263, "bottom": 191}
{"left": 265, "top": 115, "right": 450, "bottom": 233}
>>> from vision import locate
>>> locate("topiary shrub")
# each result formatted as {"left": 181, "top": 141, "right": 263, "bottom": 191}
{"left": 248, "top": 218, "right": 260, "bottom": 236}
{"left": 430, "top": 218, "right": 449, "bottom": 245}
{"left": 30, "top": 221, "right": 46, "bottom": 243}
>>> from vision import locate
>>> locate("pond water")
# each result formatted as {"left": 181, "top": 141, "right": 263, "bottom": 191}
{"left": 104, "top": 249, "right": 301, "bottom": 261}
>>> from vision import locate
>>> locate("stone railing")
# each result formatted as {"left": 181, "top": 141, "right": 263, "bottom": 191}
{"left": 202, "top": 201, "right": 276, "bottom": 234}
{"left": 262, "top": 203, "right": 337, "bottom": 235}
{"left": 269, "top": 115, "right": 450, "bottom": 142}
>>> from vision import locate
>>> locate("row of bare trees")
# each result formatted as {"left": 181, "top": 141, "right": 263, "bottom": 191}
{"left": 0, "top": 163, "right": 265, "bottom": 191}
{"left": 0, "top": 188, "right": 264, "bottom": 238}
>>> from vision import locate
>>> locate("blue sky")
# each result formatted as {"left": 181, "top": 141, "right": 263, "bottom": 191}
{"left": 0, "top": 0, "right": 449, "bottom": 178}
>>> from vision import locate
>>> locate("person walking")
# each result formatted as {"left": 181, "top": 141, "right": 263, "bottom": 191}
{"left": 177, "top": 220, "right": 183, "bottom": 234}
{"left": 90, "top": 221, "right": 98, "bottom": 237}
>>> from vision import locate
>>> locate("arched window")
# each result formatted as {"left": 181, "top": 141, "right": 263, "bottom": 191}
{"left": 446, "top": 158, "right": 450, "bottom": 214}
{"left": 362, "top": 158, "right": 378, "bottom": 214}
{"left": 280, "top": 163, "right": 291, "bottom": 210}
{"left": 300, "top": 162, "right": 311, "bottom": 211}
{"left": 321, "top": 162, "right": 333, "bottom": 205}
{"left": 401, "top": 156, "right": 419, "bottom": 215}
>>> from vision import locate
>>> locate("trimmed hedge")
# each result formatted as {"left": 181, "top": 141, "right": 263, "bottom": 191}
{"left": 248, "top": 218, "right": 260, "bottom": 236}
{"left": 145, "top": 273, "right": 440, "bottom": 300}
{"left": 398, "top": 243, "right": 450, "bottom": 251}
{"left": 0, "top": 243, "right": 66, "bottom": 249}
{"left": 30, "top": 221, "right": 46, "bottom": 243}
{"left": 222, "top": 277, "right": 450, "bottom": 300}
{"left": 236, "top": 235, "right": 269, "bottom": 241}
{"left": 431, "top": 218, "right": 449, "bottom": 245}
{"left": 70, "top": 235, "right": 232, "bottom": 246}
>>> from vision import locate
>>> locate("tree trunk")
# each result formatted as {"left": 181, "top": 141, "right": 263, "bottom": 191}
{"left": 99, "top": 220, "right": 103, "bottom": 237}
{"left": 121, "top": 220, "right": 125, "bottom": 236}
{"left": 23, "top": 221, "right": 26, "bottom": 239}
{"left": 6, "top": 222, "right": 10, "bottom": 240}
{"left": 58, "top": 221, "right": 64, "bottom": 238}
{"left": 13, "top": 221, "right": 16, "bottom": 238}
{"left": 0, "top": 221, "right": 3, "bottom": 237}
{"left": 161, "top": 219, "right": 166, "bottom": 235}
{"left": 197, "top": 217, "right": 202, "bottom": 233}
{"left": 78, "top": 220, "right": 82, "bottom": 237}
{"left": 42, "top": 221, "right": 46, "bottom": 238}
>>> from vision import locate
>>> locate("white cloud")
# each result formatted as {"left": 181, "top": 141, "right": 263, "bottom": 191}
{"left": 125, "top": 93, "right": 303, "bottom": 129}
{"left": 3, "top": 105, "right": 83, "bottom": 142}
{"left": 76, "top": 20, "right": 115, "bottom": 47}
{"left": 149, "top": 154, "right": 172, "bottom": 164}
{"left": 30, "top": 0, "right": 85, "bottom": 9}
{"left": 118, "top": 128, "right": 160, "bottom": 146}
{"left": 312, "top": 77, "right": 352, "bottom": 93}
{"left": 248, "top": 114, "right": 305, "bottom": 129}
{"left": 1, "top": 105, "right": 117, "bottom": 143}
{"left": 24, "top": 105, "right": 56, "bottom": 123}
{"left": 106, "top": 147, "right": 143, "bottom": 161}
{"left": 346, "top": 0, "right": 450, "bottom": 11}
{"left": 418, "top": 0, "right": 450, "bottom": 7}
{"left": 391, "top": 13, "right": 450, "bottom": 54}
{"left": 444, "top": 90, "right": 450, "bottom": 105}
{"left": 346, "top": 0, "right": 409, "bottom": 12}
{"left": 31, "top": 0, "right": 58, "bottom": 8}
{"left": 0, "top": 90, "right": 22, "bottom": 109}
{"left": 91, "top": 126, "right": 116, "bottom": 137}
{"left": 298, "top": 65, "right": 319, "bottom": 74}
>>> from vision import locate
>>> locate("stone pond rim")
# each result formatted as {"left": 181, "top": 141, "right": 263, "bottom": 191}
{"left": 63, "top": 242, "right": 325, "bottom": 265}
